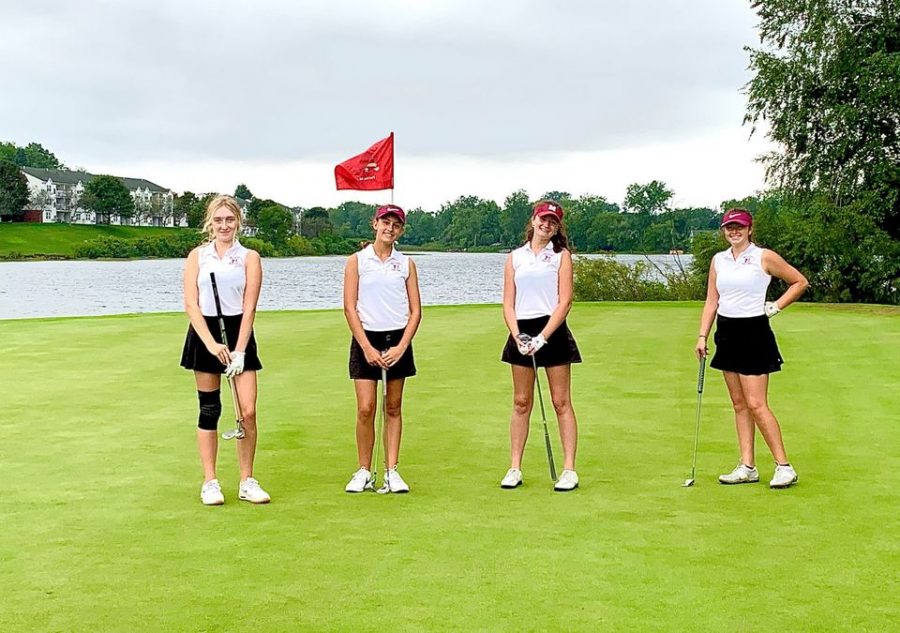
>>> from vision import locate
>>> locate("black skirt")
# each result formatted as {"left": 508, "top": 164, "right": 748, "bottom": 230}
{"left": 180, "top": 314, "right": 263, "bottom": 374}
{"left": 710, "top": 314, "right": 782, "bottom": 375}
{"left": 349, "top": 328, "right": 416, "bottom": 381}
{"left": 501, "top": 316, "right": 582, "bottom": 368}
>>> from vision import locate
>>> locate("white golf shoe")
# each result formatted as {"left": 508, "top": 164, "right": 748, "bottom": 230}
{"left": 384, "top": 468, "right": 410, "bottom": 493}
{"left": 718, "top": 464, "right": 760, "bottom": 485}
{"left": 345, "top": 468, "right": 372, "bottom": 493}
{"left": 200, "top": 479, "right": 224, "bottom": 505}
{"left": 238, "top": 477, "right": 271, "bottom": 504}
{"left": 554, "top": 469, "right": 579, "bottom": 491}
{"left": 500, "top": 468, "right": 523, "bottom": 489}
{"left": 770, "top": 464, "right": 799, "bottom": 489}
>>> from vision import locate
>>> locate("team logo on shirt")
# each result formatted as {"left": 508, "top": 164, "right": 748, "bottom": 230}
{"left": 227, "top": 255, "right": 241, "bottom": 265}
{"left": 741, "top": 255, "right": 753, "bottom": 265}
{"left": 388, "top": 261, "right": 402, "bottom": 272}
{"left": 540, "top": 252, "right": 554, "bottom": 263}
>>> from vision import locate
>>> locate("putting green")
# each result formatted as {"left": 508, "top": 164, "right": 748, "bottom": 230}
{"left": 1, "top": 303, "right": 897, "bottom": 632}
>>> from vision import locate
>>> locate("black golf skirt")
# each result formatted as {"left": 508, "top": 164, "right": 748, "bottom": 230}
{"left": 501, "top": 316, "right": 582, "bottom": 368}
{"left": 180, "top": 314, "right": 263, "bottom": 374}
{"left": 710, "top": 314, "right": 782, "bottom": 376}
{"left": 349, "top": 328, "right": 416, "bottom": 381}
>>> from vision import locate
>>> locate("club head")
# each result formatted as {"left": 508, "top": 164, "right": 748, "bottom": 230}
{"left": 682, "top": 478, "right": 695, "bottom": 487}
{"left": 376, "top": 484, "right": 391, "bottom": 495}
{"left": 221, "top": 427, "right": 246, "bottom": 440}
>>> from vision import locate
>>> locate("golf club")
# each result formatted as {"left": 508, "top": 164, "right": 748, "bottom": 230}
{"left": 682, "top": 355, "right": 707, "bottom": 487}
{"left": 210, "top": 272, "right": 246, "bottom": 441}
{"left": 374, "top": 365, "right": 391, "bottom": 494}
{"left": 526, "top": 337, "right": 558, "bottom": 482}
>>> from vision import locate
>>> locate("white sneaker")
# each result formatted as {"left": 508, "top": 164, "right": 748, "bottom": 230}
{"left": 718, "top": 464, "right": 760, "bottom": 485}
{"left": 345, "top": 468, "right": 372, "bottom": 493}
{"left": 200, "top": 479, "right": 224, "bottom": 505}
{"left": 770, "top": 464, "right": 799, "bottom": 489}
{"left": 384, "top": 468, "right": 410, "bottom": 493}
{"left": 554, "top": 469, "right": 579, "bottom": 491}
{"left": 238, "top": 477, "right": 271, "bottom": 504}
{"left": 500, "top": 468, "right": 523, "bottom": 489}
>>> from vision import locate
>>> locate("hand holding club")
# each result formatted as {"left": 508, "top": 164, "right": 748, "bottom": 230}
{"left": 224, "top": 351, "right": 245, "bottom": 378}
{"left": 527, "top": 333, "right": 546, "bottom": 355}
{"left": 515, "top": 333, "right": 531, "bottom": 355}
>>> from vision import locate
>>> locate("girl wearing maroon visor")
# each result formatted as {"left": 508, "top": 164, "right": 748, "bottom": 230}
{"left": 500, "top": 200, "right": 582, "bottom": 492}
{"left": 342, "top": 205, "right": 422, "bottom": 494}
{"left": 696, "top": 208, "right": 808, "bottom": 489}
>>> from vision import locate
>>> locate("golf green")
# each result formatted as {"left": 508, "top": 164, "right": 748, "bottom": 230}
{"left": 1, "top": 303, "right": 897, "bottom": 632}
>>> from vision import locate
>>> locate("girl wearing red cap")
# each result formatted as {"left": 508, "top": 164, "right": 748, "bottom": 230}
{"left": 342, "top": 205, "right": 422, "bottom": 494}
{"left": 696, "top": 208, "right": 808, "bottom": 489}
{"left": 500, "top": 200, "right": 582, "bottom": 491}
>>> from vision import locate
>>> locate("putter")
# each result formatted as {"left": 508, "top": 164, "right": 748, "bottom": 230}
{"left": 682, "top": 356, "right": 707, "bottom": 487}
{"left": 210, "top": 273, "right": 246, "bottom": 441}
{"left": 526, "top": 337, "right": 558, "bottom": 482}
{"left": 374, "top": 365, "right": 391, "bottom": 494}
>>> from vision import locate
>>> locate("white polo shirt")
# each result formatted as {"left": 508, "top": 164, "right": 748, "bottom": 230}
{"left": 714, "top": 243, "right": 770, "bottom": 318}
{"left": 197, "top": 240, "right": 249, "bottom": 317}
{"left": 512, "top": 242, "right": 561, "bottom": 319}
{"left": 356, "top": 244, "right": 411, "bottom": 331}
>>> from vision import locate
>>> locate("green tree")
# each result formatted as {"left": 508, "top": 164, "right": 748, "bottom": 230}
{"left": 744, "top": 0, "right": 900, "bottom": 302}
{"left": 301, "top": 207, "right": 332, "bottom": 239}
{"left": 174, "top": 191, "right": 198, "bottom": 226}
{"left": 22, "top": 143, "right": 64, "bottom": 169}
{"left": 441, "top": 195, "right": 501, "bottom": 249}
{"left": 747, "top": 0, "right": 900, "bottom": 232}
{"left": 81, "top": 175, "right": 135, "bottom": 224}
{"left": 187, "top": 193, "right": 215, "bottom": 229}
{"left": 329, "top": 201, "right": 377, "bottom": 238}
{"left": 0, "top": 161, "right": 30, "bottom": 220}
{"left": 500, "top": 189, "right": 532, "bottom": 246}
{"left": 257, "top": 205, "right": 293, "bottom": 247}
{"left": 0, "top": 142, "right": 16, "bottom": 164}
{"left": 234, "top": 184, "right": 253, "bottom": 200}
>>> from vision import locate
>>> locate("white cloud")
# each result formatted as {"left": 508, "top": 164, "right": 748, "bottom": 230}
{"left": 2, "top": 0, "right": 772, "bottom": 210}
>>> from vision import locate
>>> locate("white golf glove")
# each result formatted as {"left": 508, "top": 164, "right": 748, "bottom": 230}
{"left": 516, "top": 334, "right": 531, "bottom": 355}
{"left": 764, "top": 301, "right": 781, "bottom": 318}
{"left": 528, "top": 334, "right": 547, "bottom": 355}
{"left": 224, "top": 351, "right": 245, "bottom": 378}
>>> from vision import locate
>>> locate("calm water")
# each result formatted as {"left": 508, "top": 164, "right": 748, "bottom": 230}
{"left": 0, "top": 252, "right": 691, "bottom": 319}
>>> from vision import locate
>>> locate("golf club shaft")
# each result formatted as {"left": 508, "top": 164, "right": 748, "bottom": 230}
{"left": 210, "top": 273, "right": 245, "bottom": 436}
{"left": 688, "top": 356, "right": 706, "bottom": 479}
{"left": 372, "top": 365, "right": 388, "bottom": 486}
{"left": 532, "top": 355, "right": 558, "bottom": 481}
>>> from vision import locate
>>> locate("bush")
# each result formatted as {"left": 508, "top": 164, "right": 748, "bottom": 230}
{"left": 574, "top": 255, "right": 703, "bottom": 301}
{"left": 73, "top": 232, "right": 203, "bottom": 259}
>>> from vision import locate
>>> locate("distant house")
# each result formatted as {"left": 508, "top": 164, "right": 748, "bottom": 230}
{"left": 21, "top": 167, "right": 179, "bottom": 227}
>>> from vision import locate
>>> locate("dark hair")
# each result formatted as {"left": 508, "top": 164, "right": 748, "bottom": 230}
{"left": 525, "top": 202, "right": 569, "bottom": 253}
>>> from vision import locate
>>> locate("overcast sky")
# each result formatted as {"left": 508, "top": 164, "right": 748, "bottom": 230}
{"left": 1, "top": 0, "right": 773, "bottom": 210}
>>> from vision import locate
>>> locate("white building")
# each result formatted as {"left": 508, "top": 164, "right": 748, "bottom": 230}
{"left": 22, "top": 167, "right": 179, "bottom": 227}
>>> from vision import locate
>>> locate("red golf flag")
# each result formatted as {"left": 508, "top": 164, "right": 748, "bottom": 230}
{"left": 335, "top": 133, "right": 394, "bottom": 190}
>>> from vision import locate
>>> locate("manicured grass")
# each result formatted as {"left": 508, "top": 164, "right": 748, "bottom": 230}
{"left": 1, "top": 303, "right": 897, "bottom": 632}
{"left": 0, "top": 223, "right": 197, "bottom": 257}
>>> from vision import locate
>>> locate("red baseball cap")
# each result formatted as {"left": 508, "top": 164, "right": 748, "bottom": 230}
{"left": 533, "top": 201, "right": 564, "bottom": 221}
{"left": 721, "top": 209, "right": 752, "bottom": 227}
{"left": 375, "top": 204, "right": 406, "bottom": 224}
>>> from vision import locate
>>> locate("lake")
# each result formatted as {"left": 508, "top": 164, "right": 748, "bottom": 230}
{"left": 0, "top": 252, "right": 692, "bottom": 319}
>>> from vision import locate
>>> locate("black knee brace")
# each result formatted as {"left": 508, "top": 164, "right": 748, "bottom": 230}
{"left": 198, "top": 390, "right": 222, "bottom": 431}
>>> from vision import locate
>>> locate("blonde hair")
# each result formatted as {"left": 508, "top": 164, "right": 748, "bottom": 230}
{"left": 201, "top": 195, "right": 243, "bottom": 242}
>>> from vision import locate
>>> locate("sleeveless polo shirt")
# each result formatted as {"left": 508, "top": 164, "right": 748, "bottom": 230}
{"left": 197, "top": 240, "right": 248, "bottom": 317}
{"left": 512, "top": 242, "right": 561, "bottom": 319}
{"left": 714, "top": 243, "right": 770, "bottom": 318}
{"left": 356, "top": 244, "right": 411, "bottom": 331}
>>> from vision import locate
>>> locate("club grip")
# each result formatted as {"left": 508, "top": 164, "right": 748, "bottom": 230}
{"left": 697, "top": 357, "right": 706, "bottom": 394}
{"left": 209, "top": 272, "right": 224, "bottom": 317}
